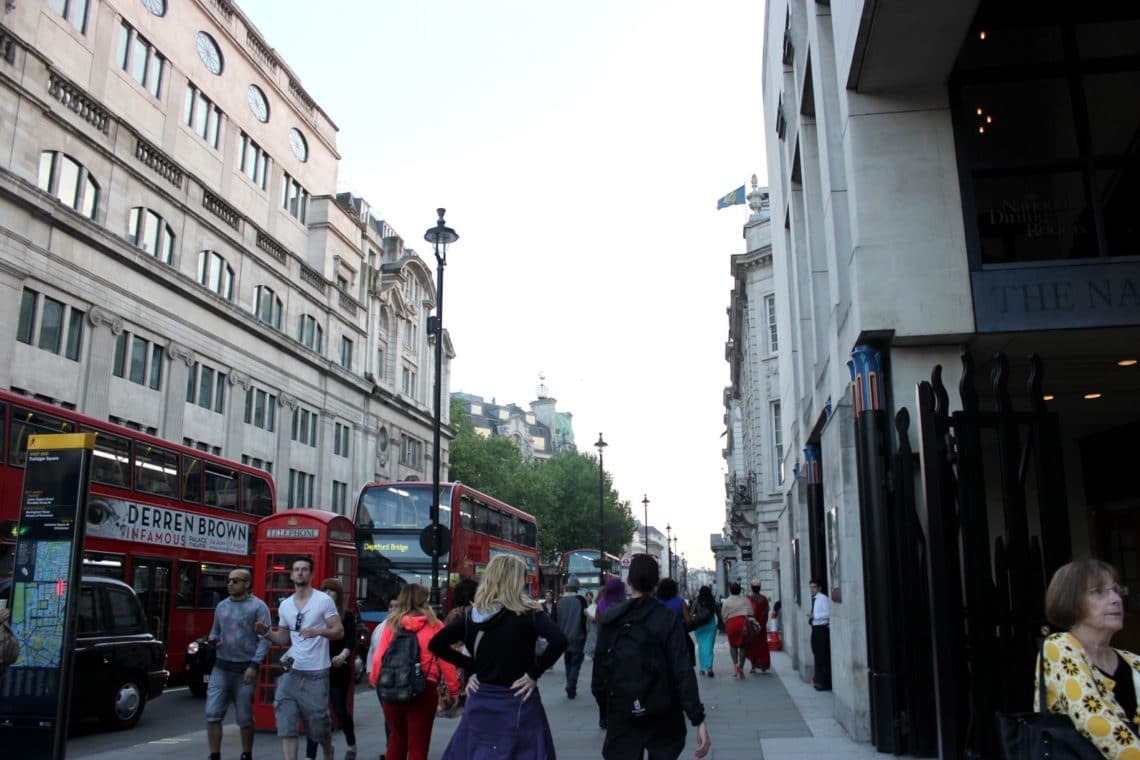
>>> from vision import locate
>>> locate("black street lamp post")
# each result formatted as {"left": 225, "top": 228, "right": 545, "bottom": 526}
{"left": 665, "top": 535, "right": 674, "bottom": 583}
{"left": 666, "top": 523, "right": 672, "bottom": 580}
{"left": 641, "top": 494, "right": 649, "bottom": 549}
{"left": 425, "top": 208, "right": 458, "bottom": 608}
{"left": 595, "top": 433, "right": 607, "bottom": 574}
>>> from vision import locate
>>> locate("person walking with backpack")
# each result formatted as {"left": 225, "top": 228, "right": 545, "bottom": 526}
{"left": 688, "top": 586, "right": 719, "bottom": 677}
{"left": 592, "top": 554, "right": 711, "bottom": 760}
{"left": 428, "top": 553, "right": 567, "bottom": 759}
{"left": 369, "top": 583, "right": 458, "bottom": 760}
{"left": 554, "top": 576, "right": 588, "bottom": 699}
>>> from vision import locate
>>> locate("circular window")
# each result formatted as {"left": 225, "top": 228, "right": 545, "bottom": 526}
{"left": 196, "top": 32, "right": 223, "bottom": 75}
{"left": 247, "top": 85, "right": 269, "bottom": 122}
{"left": 289, "top": 129, "right": 309, "bottom": 162}
{"left": 141, "top": 0, "right": 166, "bottom": 16}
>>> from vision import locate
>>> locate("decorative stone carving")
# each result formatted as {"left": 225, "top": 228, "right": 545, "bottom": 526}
{"left": 227, "top": 371, "right": 252, "bottom": 390}
{"left": 165, "top": 341, "right": 195, "bottom": 366}
{"left": 277, "top": 392, "right": 299, "bottom": 410}
{"left": 87, "top": 306, "right": 124, "bottom": 335}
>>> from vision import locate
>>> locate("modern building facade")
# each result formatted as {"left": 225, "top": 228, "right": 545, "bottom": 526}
{"left": 762, "top": 0, "right": 1139, "bottom": 755}
{"left": 452, "top": 387, "right": 576, "bottom": 461}
{"left": 722, "top": 178, "right": 784, "bottom": 599}
{"left": 0, "top": 0, "right": 450, "bottom": 513}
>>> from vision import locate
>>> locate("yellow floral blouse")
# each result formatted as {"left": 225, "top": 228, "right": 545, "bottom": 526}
{"left": 1036, "top": 632, "right": 1140, "bottom": 759}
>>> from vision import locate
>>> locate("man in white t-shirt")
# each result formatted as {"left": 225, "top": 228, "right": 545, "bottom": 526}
{"left": 257, "top": 557, "right": 344, "bottom": 760}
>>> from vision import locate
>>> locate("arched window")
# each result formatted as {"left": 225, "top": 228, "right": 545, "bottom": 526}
{"left": 197, "top": 250, "right": 233, "bottom": 300}
{"left": 38, "top": 151, "right": 99, "bottom": 220}
{"left": 297, "top": 313, "right": 323, "bottom": 352}
{"left": 252, "top": 285, "right": 282, "bottom": 329}
{"left": 128, "top": 207, "right": 175, "bottom": 264}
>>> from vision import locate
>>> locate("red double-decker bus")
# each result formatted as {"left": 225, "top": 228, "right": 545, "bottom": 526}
{"left": 0, "top": 390, "right": 275, "bottom": 678}
{"left": 352, "top": 481, "right": 539, "bottom": 628}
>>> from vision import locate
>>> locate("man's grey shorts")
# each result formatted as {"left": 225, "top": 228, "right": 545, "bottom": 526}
{"left": 205, "top": 667, "right": 255, "bottom": 726}
{"left": 273, "top": 670, "right": 331, "bottom": 740}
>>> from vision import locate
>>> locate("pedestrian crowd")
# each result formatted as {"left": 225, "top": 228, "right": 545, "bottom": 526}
{"left": 203, "top": 553, "right": 803, "bottom": 760}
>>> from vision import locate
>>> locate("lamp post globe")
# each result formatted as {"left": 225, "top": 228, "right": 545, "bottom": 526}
{"left": 425, "top": 208, "right": 457, "bottom": 608}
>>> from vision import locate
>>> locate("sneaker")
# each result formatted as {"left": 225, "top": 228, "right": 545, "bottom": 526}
{"left": 566, "top": 688, "right": 577, "bottom": 699}
{"left": 707, "top": 670, "right": 714, "bottom": 678}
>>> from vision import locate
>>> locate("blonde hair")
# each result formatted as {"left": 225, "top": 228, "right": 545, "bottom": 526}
{"left": 386, "top": 583, "right": 440, "bottom": 630}
{"left": 320, "top": 577, "right": 345, "bottom": 617}
{"left": 473, "top": 554, "right": 541, "bottom": 614}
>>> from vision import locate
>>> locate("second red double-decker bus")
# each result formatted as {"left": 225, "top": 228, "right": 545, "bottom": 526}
{"left": 352, "top": 481, "right": 539, "bottom": 627}
{"left": 0, "top": 390, "right": 275, "bottom": 680}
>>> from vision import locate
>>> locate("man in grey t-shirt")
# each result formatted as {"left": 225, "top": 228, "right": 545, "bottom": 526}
{"left": 206, "top": 567, "right": 270, "bottom": 760}
{"left": 555, "top": 576, "right": 588, "bottom": 698}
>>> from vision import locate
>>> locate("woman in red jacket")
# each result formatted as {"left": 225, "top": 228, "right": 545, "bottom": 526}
{"left": 369, "top": 584, "right": 459, "bottom": 760}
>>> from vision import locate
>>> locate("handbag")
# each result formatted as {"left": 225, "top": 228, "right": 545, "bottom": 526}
{"left": 994, "top": 637, "right": 1102, "bottom": 760}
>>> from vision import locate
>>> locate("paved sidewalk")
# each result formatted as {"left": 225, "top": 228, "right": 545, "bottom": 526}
{"left": 74, "top": 634, "right": 876, "bottom": 759}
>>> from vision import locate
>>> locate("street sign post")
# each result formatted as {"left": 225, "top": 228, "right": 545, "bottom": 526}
{"left": 0, "top": 433, "right": 94, "bottom": 758}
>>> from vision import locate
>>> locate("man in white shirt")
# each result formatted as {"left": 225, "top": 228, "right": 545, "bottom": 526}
{"left": 256, "top": 557, "right": 344, "bottom": 760}
{"left": 807, "top": 578, "right": 831, "bottom": 691}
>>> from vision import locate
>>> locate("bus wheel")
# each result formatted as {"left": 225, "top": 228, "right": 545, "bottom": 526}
{"left": 108, "top": 677, "right": 148, "bottom": 729}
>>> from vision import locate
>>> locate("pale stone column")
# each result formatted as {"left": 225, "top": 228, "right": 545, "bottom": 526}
{"left": 80, "top": 306, "right": 124, "bottom": 421}
{"left": 225, "top": 371, "right": 252, "bottom": 461}
{"left": 161, "top": 342, "right": 195, "bottom": 443}
{"left": 276, "top": 393, "right": 299, "bottom": 509}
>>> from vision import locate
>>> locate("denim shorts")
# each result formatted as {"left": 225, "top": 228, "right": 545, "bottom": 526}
{"left": 205, "top": 666, "right": 255, "bottom": 726}
{"left": 273, "top": 670, "right": 331, "bottom": 740}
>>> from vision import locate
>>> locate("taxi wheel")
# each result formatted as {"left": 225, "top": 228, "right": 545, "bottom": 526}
{"left": 107, "top": 676, "right": 148, "bottom": 729}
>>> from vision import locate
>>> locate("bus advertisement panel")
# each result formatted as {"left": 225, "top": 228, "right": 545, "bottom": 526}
{"left": 0, "top": 391, "right": 275, "bottom": 679}
{"left": 352, "top": 482, "right": 539, "bottom": 626}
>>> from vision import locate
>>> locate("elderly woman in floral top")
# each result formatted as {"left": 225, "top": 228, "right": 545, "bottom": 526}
{"left": 1038, "top": 559, "right": 1140, "bottom": 758}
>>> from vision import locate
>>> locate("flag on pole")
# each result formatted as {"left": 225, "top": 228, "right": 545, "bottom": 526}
{"left": 717, "top": 185, "right": 746, "bottom": 210}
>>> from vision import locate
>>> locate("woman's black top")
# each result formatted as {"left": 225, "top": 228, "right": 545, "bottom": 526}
{"left": 1097, "top": 654, "right": 1138, "bottom": 722}
{"left": 429, "top": 606, "right": 567, "bottom": 685}
{"left": 328, "top": 610, "right": 355, "bottom": 689}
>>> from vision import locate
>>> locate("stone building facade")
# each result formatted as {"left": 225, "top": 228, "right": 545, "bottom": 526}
{"left": 763, "top": 0, "right": 1140, "bottom": 752}
{"left": 0, "top": 0, "right": 450, "bottom": 513}
{"left": 722, "top": 179, "right": 784, "bottom": 599}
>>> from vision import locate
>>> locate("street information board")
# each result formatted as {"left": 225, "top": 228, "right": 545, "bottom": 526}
{"left": 0, "top": 433, "right": 93, "bottom": 758}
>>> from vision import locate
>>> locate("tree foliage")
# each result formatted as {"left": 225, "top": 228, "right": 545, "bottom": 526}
{"left": 448, "top": 399, "right": 635, "bottom": 562}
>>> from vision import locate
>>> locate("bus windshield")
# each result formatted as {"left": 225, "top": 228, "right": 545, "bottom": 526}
{"left": 356, "top": 483, "right": 452, "bottom": 530}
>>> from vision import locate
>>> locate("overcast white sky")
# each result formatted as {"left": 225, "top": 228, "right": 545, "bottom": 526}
{"left": 239, "top": 0, "right": 768, "bottom": 568}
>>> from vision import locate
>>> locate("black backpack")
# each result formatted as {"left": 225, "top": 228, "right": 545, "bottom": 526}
{"left": 599, "top": 603, "right": 673, "bottom": 719}
{"left": 376, "top": 628, "right": 427, "bottom": 704}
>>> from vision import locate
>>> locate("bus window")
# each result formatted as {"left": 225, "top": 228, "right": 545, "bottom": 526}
{"left": 176, "top": 562, "right": 199, "bottom": 608}
{"left": 518, "top": 520, "right": 537, "bottom": 548}
{"left": 82, "top": 551, "right": 126, "bottom": 580}
{"left": 241, "top": 472, "right": 274, "bottom": 516}
{"left": 9, "top": 405, "right": 74, "bottom": 466}
{"left": 204, "top": 464, "right": 239, "bottom": 509}
{"left": 182, "top": 455, "right": 203, "bottom": 503}
{"left": 458, "top": 495, "right": 475, "bottom": 531}
{"left": 135, "top": 444, "right": 179, "bottom": 496}
{"left": 87, "top": 428, "right": 131, "bottom": 488}
{"left": 501, "top": 512, "right": 515, "bottom": 541}
{"left": 197, "top": 563, "right": 230, "bottom": 608}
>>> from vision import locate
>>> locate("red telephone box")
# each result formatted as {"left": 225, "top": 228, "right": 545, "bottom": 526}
{"left": 252, "top": 509, "right": 359, "bottom": 731}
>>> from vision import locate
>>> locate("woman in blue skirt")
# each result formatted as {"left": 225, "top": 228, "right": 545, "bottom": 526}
{"left": 689, "top": 586, "right": 720, "bottom": 677}
{"left": 429, "top": 554, "right": 567, "bottom": 759}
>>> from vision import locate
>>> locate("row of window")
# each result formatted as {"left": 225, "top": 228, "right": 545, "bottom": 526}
{"left": 6, "top": 401, "right": 273, "bottom": 515}
{"left": 17, "top": 288, "right": 85, "bottom": 361}
{"left": 117, "top": 21, "right": 165, "bottom": 100}
{"left": 113, "top": 331, "right": 164, "bottom": 390}
{"left": 457, "top": 495, "right": 539, "bottom": 549}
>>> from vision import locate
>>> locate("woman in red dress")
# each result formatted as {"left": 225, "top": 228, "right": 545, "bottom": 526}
{"left": 745, "top": 580, "right": 771, "bottom": 673}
